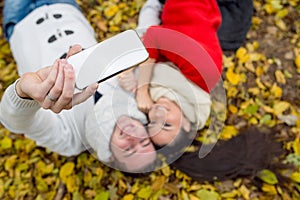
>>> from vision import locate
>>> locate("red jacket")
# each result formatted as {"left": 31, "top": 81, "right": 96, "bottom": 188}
{"left": 143, "top": 0, "right": 223, "bottom": 93}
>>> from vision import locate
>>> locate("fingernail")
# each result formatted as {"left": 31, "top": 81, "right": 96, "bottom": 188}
{"left": 61, "top": 59, "right": 67, "bottom": 64}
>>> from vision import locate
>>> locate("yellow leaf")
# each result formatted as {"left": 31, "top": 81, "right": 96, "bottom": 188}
{"left": 95, "top": 167, "right": 103, "bottom": 180}
{"left": 161, "top": 165, "right": 171, "bottom": 177}
{"left": 256, "top": 66, "right": 265, "bottom": 77}
{"left": 196, "top": 189, "right": 219, "bottom": 200}
{"left": 151, "top": 176, "right": 166, "bottom": 191}
{"left": 119, "top": 179, "right": 127, "bottom": 189}
{"left": 131, "top": 181, "right": 139, "bottom": 194}
{"left": 122, "top": 194, "right": 134, "bottom": 200}
{"left": 292, "top": 138, "right": 300, "bottom": 155}
{"left": 275, "top": 18, "right": 287, "bottom": 30}
{"left": 261, "top": 183, "right": 277, "bottom": 195}
{"left": 229, "top": 105, "right": 238, "bottom": 114}
{"left": 245, "top": 63, "right": 255, "bottom": 72}
{"left": 104, "top": 5, "right": 119, "bottom": 18}
{"left": 236, "top": 47, "right": 250, "bottom": 63}
{"left": 257, "top": 169, "right": 278, "bottom": 185}
{"left": 276, "top": 8, "right": 288, "bottom": 18}
{"left": 227, "top": 86, "right": 238, "bottom": 97}
{"left": 35, "top": 177, "right": 49, "bottom": 192}
{"left": 295, "top": 55, "right": 300, "bottom": 73}
{"left": 239, "top": 185, "right": 250, "bottom": 200}
{"left": 252, "top": 16, "right": 262, "bottom": 26}
{"left": 59, "top": 162, "right": 75, "bottom": 182}
{"left": 256, "top": 78, "right": 266, "bottom": 90}
{"left": 66, "top": 176, "right": 77, "bottom": 193}
{"left": 4, "top": 155, "right": 17, "bottom": 172}
{"left": 109, "top": 25, "right": 120, "bottom": 33}
{"left": 221, "top": 189, "right": 239, "bottom": 198}
{"left": 248, "top": 87, "right": 260, "bottom": 95}
{"left": 262, "top": 105, "right": 274, "bottom": 113}
{"left": 181, "top": 190, "right": 189, "bottom": 200}
{"left": 275, "top": 70, "right": 286, "bottom": 84}
{"left": 84, "top": 170, "right": 92, "bottom": 185}
{"left": 1, "top": 136, "right": 12, "bottom": 149}
{"left": 137, "top": 186, "right": 152, "bottom": 199}
{"left": 189, "top": 194, "right": 200, "bottom": 200}
{"left": 273, "top": 101, "right": 290, "bottom": 116}
{"left": 0, "top": 180, "right": 4, "bottom": 198}
{"left": 270, "top": 83, "right": 282, "bottom": 98}
{"left": 220, "top": 125, "right": 238, "bottom": 140}
{"left": 226, "top": 67, "right": 241, "bottom": 85}
{"left": 291, "top": 172, "right": 300, "bottom": 183}
{"left": 249, "top": 117, "right": 258, "bottom": 125}
{"left": 264, "top": 4, "right": 276, "bottom": 14}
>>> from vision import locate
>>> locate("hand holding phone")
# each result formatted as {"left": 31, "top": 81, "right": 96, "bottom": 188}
{"left": 67, "top": 30, "right": 149, "bottom": 90}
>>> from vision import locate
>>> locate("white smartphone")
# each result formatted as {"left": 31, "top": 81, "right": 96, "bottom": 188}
{"left": 67, "top": 30, "right": 149, "bottom": 90}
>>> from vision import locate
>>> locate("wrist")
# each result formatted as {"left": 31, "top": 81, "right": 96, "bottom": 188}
{"left": 137, "top": 85, "right": 149, "bottom": 93}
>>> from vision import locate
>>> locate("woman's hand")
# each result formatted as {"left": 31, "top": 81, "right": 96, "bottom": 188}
{"left": 15, "top": 45, "right": 98, "bottom": 113}
{"left": 136, "top": 86, "right": 153, "bottom": 113}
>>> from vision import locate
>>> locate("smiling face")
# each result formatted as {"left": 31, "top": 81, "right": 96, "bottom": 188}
{"left": 110, "top": 115, "right": 156, "bottom": 172}
{"left": 148, "top": 97, "right": 191, "bottom": 146}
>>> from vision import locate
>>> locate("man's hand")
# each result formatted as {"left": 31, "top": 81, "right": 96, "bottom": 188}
{"left": 15, "top": 45, "right": 98, "bottom": 113}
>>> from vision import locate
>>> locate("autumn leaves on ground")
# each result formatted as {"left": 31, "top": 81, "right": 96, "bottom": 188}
{"left": 0, "top": 0, "right": 300, "bottom": 199}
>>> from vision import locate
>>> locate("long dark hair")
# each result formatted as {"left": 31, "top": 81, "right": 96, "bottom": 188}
{"left": 171, "top": 127, "right": 288, "bottom": 182}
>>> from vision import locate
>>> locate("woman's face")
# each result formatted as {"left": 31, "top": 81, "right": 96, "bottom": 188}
{"left": 110, "top": 115, "right": 156, "bottom": 172}
{"left": 148, "top": 97, "right": 190, "bottom": 146}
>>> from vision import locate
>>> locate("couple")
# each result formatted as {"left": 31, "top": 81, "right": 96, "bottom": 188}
{"left": 0, "top": 0, "right": 218, "bottom": 173}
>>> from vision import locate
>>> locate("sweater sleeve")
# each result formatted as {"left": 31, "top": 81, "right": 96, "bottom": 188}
{"left": 0, "top": 81, "right": 88, "bottom": 156}
{"left": 136, "top": 0, "right": 163, "bottom": 37}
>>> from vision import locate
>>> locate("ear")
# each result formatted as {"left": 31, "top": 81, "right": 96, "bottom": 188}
{"left": 181, "top": 115, "right": 191, "bottom": 132}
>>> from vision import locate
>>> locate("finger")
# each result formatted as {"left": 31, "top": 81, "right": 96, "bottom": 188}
{"left": 72, "top": 83, "right": 99, "bottom": 106}
{"left": 42, "top": 60, "right": 65, "bottom": 109}
{"left": 51, "top": 63, "right": 75, "bottom": 113}
{"left": 66, "top": 44, "right": 82, "bottom": 58}
{"left": 36, "top": 66, "right": 52, "bottom": 81}
{"left": 32, "top": 60, "right": 60, "bottom": 105}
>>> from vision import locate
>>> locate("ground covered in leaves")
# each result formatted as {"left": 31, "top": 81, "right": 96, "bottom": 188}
{"left": 0, "top": 0, "right": 300, "bottom": 199}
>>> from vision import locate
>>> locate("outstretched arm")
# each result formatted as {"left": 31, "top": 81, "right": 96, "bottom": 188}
{"left": 0, "top": 45, "right": 98, "bottom": 156}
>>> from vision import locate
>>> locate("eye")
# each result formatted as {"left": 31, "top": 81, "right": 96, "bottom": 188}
{"left": 123, "top": 147, "right": 137, "bottom": 157}
{"left": 140, "top": 138, "right": 151, "bottom": 147}
{"left": 163, "top": 123, "right": 172, "bottom": 129}
{"left": 164, "top": 123, "right": 172, "bottom": 127}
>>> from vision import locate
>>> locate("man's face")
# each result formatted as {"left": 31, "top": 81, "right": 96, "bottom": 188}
{"left": 110, "top": 115, "right": 156, "bottom": 172}
{"left": 148, "top": 97, "right": 190, "bottom": 146}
